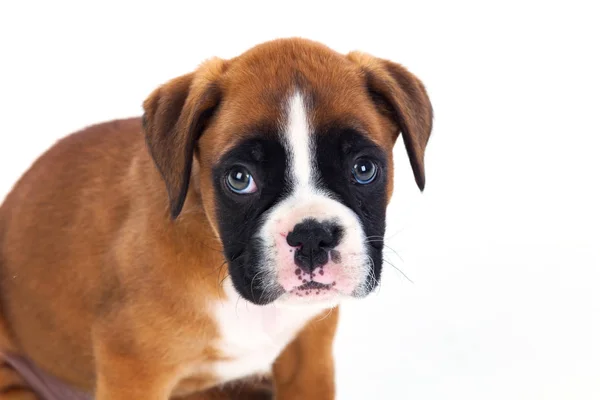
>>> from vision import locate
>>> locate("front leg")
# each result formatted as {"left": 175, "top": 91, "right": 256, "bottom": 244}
{"left": 93, "top": 335, "right": 178, "bottom": 400}
{"left": 272, "top": 307, "right": 339, "bottom": 400}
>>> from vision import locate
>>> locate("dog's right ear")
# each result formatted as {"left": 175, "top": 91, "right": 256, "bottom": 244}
{"left": 142, "top": 58, "right": 226, "bottom": 219}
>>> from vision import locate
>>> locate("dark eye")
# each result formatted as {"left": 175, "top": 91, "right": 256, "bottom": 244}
{"left": 352, "top": 158, "right": 378, "bottom": 184}
{"left": 226, "top": 167, "right": 257, "bottom": 194}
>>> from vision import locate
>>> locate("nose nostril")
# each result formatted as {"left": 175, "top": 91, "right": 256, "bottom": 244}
{"left": 318, "top": 238, "right": 333, "bottom": 249}
{"left": 286, "top": 231, "right": 302, "bottom": 248}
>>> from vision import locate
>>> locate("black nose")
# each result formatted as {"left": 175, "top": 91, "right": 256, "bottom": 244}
{"left": 286, "top": 219, "right": 343, "bottom": 273}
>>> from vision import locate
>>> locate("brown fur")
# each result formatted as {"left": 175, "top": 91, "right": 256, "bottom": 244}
{"left": 0, "top": 361, "right": 37, "bottom": 399}
{"left": 0, "top": 38, "right": 432, "bottom": 399}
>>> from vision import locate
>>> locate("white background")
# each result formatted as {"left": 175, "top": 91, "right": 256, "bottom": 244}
{"left": 1, "top": 1, "right": 598, "bottom": 399}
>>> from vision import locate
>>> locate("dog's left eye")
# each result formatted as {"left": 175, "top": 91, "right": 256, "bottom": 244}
{"left": 352, "top": 158, "right": 378, "bottom": 184}
{"left": 226, "top": 167, "right": 257, "bottom": 194}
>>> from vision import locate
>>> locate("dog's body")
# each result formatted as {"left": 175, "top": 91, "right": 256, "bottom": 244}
{"left": 0, "top": 39, "right": 432, "bottom": 399}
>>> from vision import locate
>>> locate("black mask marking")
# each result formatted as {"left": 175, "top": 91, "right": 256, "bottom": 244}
{"left": 212, "top": 135, "right": 289, "bottom": 304}
{"left": 314, "top": 128, "right": 388, "bottom": 292}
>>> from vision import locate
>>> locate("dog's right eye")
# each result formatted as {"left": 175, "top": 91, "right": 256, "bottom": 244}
{"left": 226, "top": 167, "right": 257, "bottom": 194}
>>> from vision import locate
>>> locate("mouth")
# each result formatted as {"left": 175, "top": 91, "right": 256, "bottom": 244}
{"left": 291, "top": 281, "right": 336, "bottom": 297}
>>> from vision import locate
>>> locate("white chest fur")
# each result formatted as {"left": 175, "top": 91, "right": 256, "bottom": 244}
{"left": 211, "top": 281, "right": 329, "bottom": 382}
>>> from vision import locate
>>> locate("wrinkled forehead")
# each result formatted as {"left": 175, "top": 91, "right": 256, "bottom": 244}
{"left": 202, "top": 55, "right": 392, "bottom": 162}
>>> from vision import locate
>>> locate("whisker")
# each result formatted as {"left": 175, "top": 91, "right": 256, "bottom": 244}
{"left": 364, "top": 235, "right": 386, "bottom": 240}
{"left": 201, "top": 260, "right": 228, "bottom": 282}
{"left": 250, "top": 268, "right": 274, "bottom": 305}
{"left": 383, "top": 258, "right": 413, "bottom": 283}
{"left": 235, "top": 294, "right": 243, "bottom": 319}
{"left": 250, "top": 272, "right": 261, "bottom": 305}
{"left": 382, "top": 244, "right": 405, "bottom": 263}
{"left": 219, "top": 268, "right": 231, "bottom": 288}
{"left": 364, "top": 238, "right": 406, "bottom": 265}
{"left": 385, "top": 229, "right": 404, "bottom": 240}
{"left": 366, "top": 255, "right": 382, "bottom": 294}
{"left": 315, "top": 307, "right": 336, "bottom": 322}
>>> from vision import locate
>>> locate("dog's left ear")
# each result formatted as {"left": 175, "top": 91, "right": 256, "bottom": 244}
{"left": 347, "top": 52, "right": 433, "bottom": 191}
{"left": 143, "top": 58, "right": 226, "bottom": 218}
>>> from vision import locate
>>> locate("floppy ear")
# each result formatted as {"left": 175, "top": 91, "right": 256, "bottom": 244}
{"left": 347, "top": 52, "right": 433, "bottom": 191}
{"left": 142, "top": 58, "right": 226, "bottom": 218}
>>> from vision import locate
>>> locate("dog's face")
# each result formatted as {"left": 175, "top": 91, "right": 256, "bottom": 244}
{"left": 143, "top": 39, "right": 432, "bottom": 306}
{"left": 210, "top": 93, "right": 390, "bottom": 306}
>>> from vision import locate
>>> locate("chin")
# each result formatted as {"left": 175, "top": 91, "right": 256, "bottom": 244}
{"left": 273, "top": 287, "right": 346, "bottom": 309}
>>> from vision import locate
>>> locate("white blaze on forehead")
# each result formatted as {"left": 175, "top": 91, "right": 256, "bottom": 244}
{"left": 284, "top": 92, "right": 314, "bottom": 189}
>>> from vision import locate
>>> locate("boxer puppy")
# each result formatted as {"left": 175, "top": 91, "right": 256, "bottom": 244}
{"left": 0, "top": 38, "right": 432, "bottom": 399}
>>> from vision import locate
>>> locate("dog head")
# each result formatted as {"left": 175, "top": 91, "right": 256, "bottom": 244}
{"left": 143, "top": 38, "right": 432, "bottom": 306}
